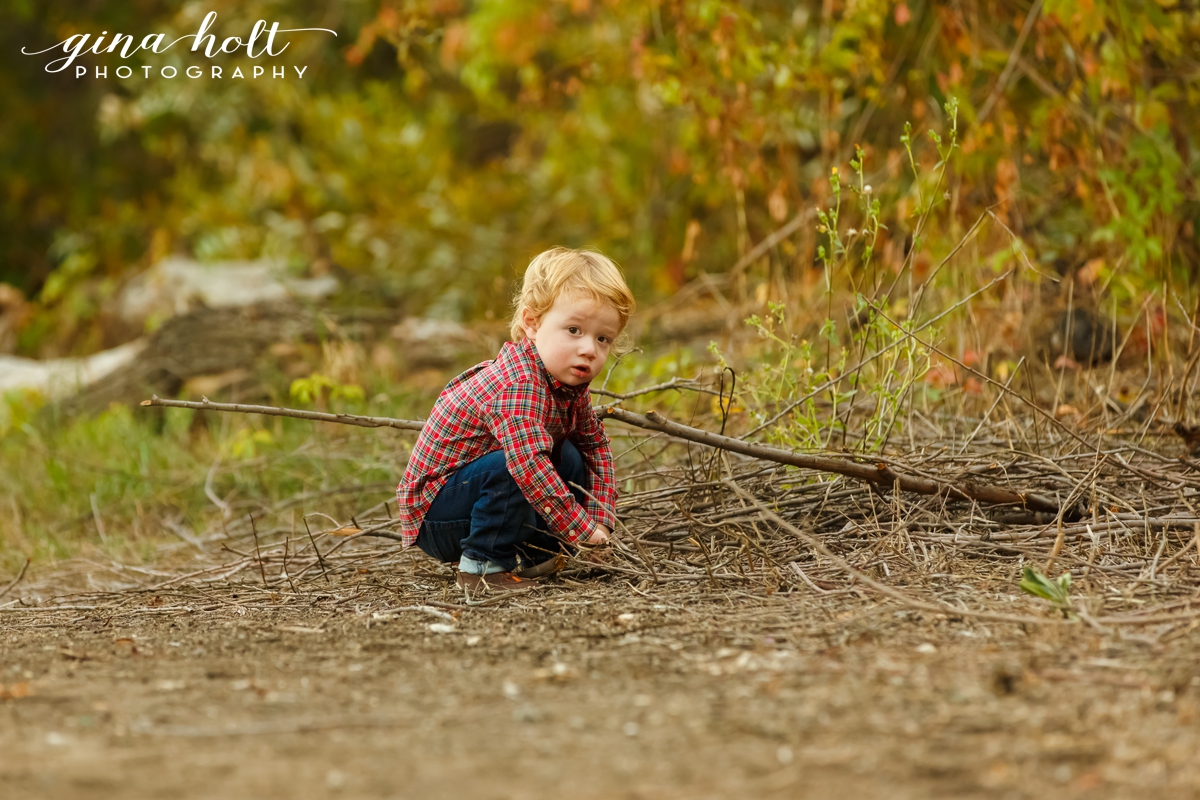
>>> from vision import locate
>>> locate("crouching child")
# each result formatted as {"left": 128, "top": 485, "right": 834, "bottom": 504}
{"left": 396, "top": 247, "right": 635, "bottom": 592}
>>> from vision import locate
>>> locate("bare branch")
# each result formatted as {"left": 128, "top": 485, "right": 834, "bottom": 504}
{"left": 0, "top": 559, "right": 30, "bottom": 601}
{"left": 600, "top": 406, "right": 1073, "bottom": 518}
{"left": 141, "top": 396, "right": 425, "bottom": 432}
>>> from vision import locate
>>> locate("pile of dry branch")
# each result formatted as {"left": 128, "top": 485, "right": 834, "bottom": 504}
{"left": 4, "top": 387, "right": 1199, "bottom": 641}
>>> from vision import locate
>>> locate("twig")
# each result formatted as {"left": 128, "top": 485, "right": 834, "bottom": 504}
{"left": 303, "top": 517, "right": 330, "bottom": 584}
{"left": 727, "top": 208, "right": 817, "bottom": 278}
{"left": 281, "top": 535, "right": 299, "bottom": 594}
{"left": 592, "top": 375, "right": 722, "bottom": 401}
{"left": 789, "top": 562, "right": 830, "bottom": 595}
{"left": 1045, "top": 457, "right": 1108, "bottom": 573}
{"left": 141, "top": 396, "right": 425, "bottom": 432}
{"left": 866, "top": 299, "right": 1099, "bottom": 452}
{"left": 90, "top": 493, "right": 109, "bottom": 546}
{"left": 249, "top": 513, "right": 269, "bottom": 588}
{"left": 204, "top": 455, "right": 231, "bottom": 518}
{"left": 956, "top": 357, "right": 1025, "bottom": 456}
{"left": 1152, "top": 522, "right": 1200, "bottom": 576}
{"left": 0, "top": 559, "right": 30, "bottom": 600}
{"left": 976, "top": 0, "right": 1044, "bottom": 124}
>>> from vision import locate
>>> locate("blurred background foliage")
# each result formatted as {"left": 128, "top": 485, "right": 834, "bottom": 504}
{"left": 4, "top": 0, "right": 1200, "bottom": 569}
{"left": 3, "top": 0, "right": 1198, "bottom": 358}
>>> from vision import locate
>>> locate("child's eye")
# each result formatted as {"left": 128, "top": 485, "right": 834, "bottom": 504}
{"left": 568, "top": 326, "right": 581, "bottom": 335}
{"left": 598, "top": 336, "right": 611, "bottom": 344}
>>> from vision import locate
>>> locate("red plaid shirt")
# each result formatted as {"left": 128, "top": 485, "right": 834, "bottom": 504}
{"left": 395, "top": 336, "right": 617, "bottom": 547}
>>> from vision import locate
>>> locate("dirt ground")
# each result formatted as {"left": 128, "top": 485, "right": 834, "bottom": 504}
{"left": 3, "top": 565, "right": 1199, "bottom": 800}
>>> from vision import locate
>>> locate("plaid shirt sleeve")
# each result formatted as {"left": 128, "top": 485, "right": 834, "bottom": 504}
{"left": 484, "top": 383, "right": 597, "bottom": 544}
{"left": 570, "top": 396, "right": 617, "bottom": 531}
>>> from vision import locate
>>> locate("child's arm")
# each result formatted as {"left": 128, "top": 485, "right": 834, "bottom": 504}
{"left": 569, "top": 399, "right": 618, "bottom": 534}
{"left": 484, "top": 385, "right": 599, "bottom": 544}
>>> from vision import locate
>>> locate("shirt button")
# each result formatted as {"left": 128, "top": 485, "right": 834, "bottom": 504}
{"left": 544, "top": 506, "right": 552, "bottom": 513}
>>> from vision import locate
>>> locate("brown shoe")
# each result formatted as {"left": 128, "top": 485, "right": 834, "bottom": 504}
{"left": 456, "top": 571, "right": 540, "bottom": 593}
{"left": 514, "top": 553, "right": 566, "bottom": 579}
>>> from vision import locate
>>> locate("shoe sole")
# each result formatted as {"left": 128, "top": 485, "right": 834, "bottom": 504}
{"left": 513, "top": 553, "right": 566, "bottom": 580}
{"left": 455, "top": 572, "right": 541, "bottom": 593}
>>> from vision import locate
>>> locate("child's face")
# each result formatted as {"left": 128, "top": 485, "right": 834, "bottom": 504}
{"left": 521, "top": 292, "right": 621, "bottom": 386}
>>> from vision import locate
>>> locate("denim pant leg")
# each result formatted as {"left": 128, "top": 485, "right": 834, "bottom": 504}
{"left": 415, "top": 441, "right": 591, "bottom": 571}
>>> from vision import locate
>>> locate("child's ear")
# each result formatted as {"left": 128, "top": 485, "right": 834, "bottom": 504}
{"left": 520, "top": 307, "right": 540, "bottom": 337}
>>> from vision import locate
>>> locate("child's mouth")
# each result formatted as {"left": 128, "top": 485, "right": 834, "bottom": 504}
{"left": 571, "top": 366, "right": 589, "bottom": 378}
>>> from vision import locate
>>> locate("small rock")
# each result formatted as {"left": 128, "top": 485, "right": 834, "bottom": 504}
{"left": 325, "top": 769, "right": 347, "bottom": 791}
{"left": 533, "top": 661, "right": 578, "bottom": 681}
{"left": 512, "top": 704, "right": 543, "bottom": 723}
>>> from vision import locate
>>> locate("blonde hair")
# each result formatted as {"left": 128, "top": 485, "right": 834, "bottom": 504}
{"left": 510, "top": 247, "right": 636, "bottom": 352}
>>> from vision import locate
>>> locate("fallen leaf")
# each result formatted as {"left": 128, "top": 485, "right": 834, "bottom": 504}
{"left": 0, "top": 683, "right": 32, "bottom": 700}
{"left": 113, "top": 637, "right": 139, "bottom": 656}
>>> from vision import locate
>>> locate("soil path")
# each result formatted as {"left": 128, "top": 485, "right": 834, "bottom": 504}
{"left": 3, "top": 577, "right": 1197, "bottom": 799}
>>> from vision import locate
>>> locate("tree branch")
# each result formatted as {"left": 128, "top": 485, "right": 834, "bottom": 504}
{"left": 140, "top": 396, "right": 425, "bottom": 432}
{"left": 144, "top": 393, "right": 1076, "bottom": 519}
{"left": 599, "top": 406, "right": 1074, "bottom": 519}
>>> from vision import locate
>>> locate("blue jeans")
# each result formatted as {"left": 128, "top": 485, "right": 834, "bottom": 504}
{"left": 415, "top": 439, "right": 589, "bottom": 572}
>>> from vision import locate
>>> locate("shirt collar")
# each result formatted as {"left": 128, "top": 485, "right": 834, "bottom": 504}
{"left": 518, "top": 337, "right": 587, "bottom": 399}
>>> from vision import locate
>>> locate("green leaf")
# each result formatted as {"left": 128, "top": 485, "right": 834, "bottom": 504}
{"left": 1018, "top": 567, "right": 1072, "bottom": 607}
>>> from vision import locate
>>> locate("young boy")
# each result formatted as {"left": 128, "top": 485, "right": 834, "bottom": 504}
{"left": 396, "top": 247, "right": 635, "bottom": 592}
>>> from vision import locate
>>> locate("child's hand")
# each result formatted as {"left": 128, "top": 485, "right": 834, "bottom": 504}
{"left": 584, "top": 524, "right": 610, "bottom": 546}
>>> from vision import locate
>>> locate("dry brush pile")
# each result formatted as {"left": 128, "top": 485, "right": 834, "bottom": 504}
{"left": 4, "top": 369, "right": 1200, "bottom": 645}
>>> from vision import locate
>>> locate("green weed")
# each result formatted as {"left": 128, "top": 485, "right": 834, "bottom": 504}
{"left": 0, "top": 367, "right": 428, "bottom": 573}
{"left": 1019, "top": 567, "right": 1073, "bottom": 615}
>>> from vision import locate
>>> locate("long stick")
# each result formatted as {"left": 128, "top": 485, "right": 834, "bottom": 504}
{"left": 601, "top": 406, "right": 1073, "bottom": 518}
{"left": 140, "top": 396, "right": 424, "bottom": 431}
{"left": 143, "top": 391, "right": 1076, "bottom": 519}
